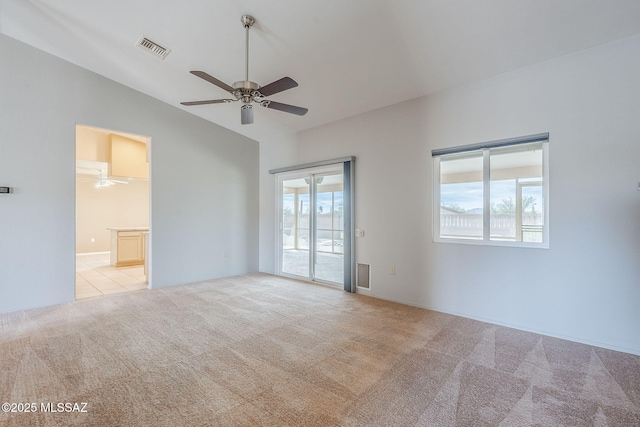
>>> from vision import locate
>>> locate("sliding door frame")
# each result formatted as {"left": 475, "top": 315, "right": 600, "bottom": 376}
{"left": 271, "top": 157, "right": 355, "bottom": 292}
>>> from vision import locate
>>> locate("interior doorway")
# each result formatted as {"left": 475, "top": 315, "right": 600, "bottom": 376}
{"left": 75, "top": 125, "right": 150, "bottom": 299}
{"left": 277, "top": 164, "right": 346, "bottom": 286}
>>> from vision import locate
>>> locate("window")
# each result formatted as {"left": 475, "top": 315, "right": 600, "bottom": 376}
{"left": 433, "top": 133, "right": 549, "bottom": 248}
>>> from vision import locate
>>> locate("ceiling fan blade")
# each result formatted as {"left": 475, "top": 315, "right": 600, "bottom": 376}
{"left": 262, "top": 100, "right": 308, "bottom": 116}
{"left": 190, "top": 71, "right": 235, "bottom": 93}
{"left": 181, "top": 99, "right": 233, "bottom": 106}
{"left": 258, "top": 77, "right": 298, "bottom": 97}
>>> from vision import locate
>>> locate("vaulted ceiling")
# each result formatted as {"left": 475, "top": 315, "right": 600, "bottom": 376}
{"left": 3, "top": 0, "right": 640, "bottom": 141}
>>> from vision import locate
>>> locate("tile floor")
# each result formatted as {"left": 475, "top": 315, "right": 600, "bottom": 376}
{"left": 76, "top": 252, "right": 147, "bottom": 300}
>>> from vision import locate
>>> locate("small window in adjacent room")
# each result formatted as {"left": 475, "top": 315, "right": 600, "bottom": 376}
{"left": 433, "top": 133, "right": 549, "bottom": 248}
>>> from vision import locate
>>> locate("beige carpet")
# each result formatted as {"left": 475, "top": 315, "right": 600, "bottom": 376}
{"left": 1, "top": 273, "right": 639, "bottom": 426}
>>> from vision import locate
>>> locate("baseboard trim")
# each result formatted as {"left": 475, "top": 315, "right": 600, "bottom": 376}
{"left": 76, "top": 251, "right": 110, "bottom": 256}
{"left": 353, "top": 292, "right": 640, "bottom": 357}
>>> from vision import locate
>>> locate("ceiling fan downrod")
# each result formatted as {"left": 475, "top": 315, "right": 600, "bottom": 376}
{"left": 239, "top": 15, "right": 256, "bottom": 124}
{"left": 241, "top": 15, "right": 255, "bottom": 84}
{"left": 233, "top": 15, "right": 258, "bottom": 94}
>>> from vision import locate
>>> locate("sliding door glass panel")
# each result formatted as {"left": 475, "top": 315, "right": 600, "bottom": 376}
{"left": 313, "top": 173, "right": 344, "bottom": 284}
{"left": 281, "top": 177, "right": 310, "bottom": 278}
{"left": 282, "top": 192, "right": 295, "bottom": 251}
{"left": 297, "top": 193, "right": 310, "bottom": 250}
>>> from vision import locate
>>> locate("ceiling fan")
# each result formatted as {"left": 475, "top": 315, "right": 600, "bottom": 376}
{"left": 91, "top": 174, "right": 129, "bottom": 189}
{"left": 181, "top": 15, "right": 308, "bottom": 125}
{"left": 76, "top": 160, "right": 130, "bottom": 188}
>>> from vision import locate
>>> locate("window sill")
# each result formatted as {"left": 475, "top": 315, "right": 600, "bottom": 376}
{"left": 433, "top": 237, "right": 549, "bottom": 249}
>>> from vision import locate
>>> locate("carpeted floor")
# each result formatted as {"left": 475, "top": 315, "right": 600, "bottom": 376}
{"left": 1, "top": 273, "right": 639, "bottom": 426}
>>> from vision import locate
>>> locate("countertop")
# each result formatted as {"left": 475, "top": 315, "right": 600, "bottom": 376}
{"left": 106, "top": 227, "right": 149, "bottom": 232}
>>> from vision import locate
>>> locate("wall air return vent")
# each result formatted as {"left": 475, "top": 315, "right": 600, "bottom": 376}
{"left": 357, "top": 263, "right": 371, "bottom": 289}
{"left": 136, "top": 36, "right": 170, "bottom": 59}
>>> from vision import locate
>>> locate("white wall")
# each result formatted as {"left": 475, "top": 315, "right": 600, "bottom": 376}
{"left": 294, "top": 35, "right": 640, "bottom": 355}
{"left": 258, "top": 134, "right": 298, "bottom": 273}
{"left": 0, "top": 34, "right": 259, "bottom": 312}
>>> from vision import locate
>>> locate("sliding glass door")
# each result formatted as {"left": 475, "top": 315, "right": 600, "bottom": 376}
{"left": 280, "top": 174, "right": 311, "bottom": 278}
{"left": 278, "top": 165, "right": 344, "bottom": 286}
{"left": 313, "top": 171, "right": 344, "bottom": 283}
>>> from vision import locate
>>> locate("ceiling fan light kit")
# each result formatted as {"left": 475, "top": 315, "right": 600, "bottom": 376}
{"left": 241, "top": 104, "right": 254, "bottom": 125}
{"left": 181, "top": 15, "right": 308, "bottom": 124}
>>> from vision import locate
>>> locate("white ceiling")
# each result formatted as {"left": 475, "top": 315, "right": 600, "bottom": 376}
{"left": 3, "top": 0, "right": 640, "bottom": 141}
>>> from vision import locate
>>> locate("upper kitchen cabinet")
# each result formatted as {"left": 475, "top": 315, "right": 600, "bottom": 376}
{"left": 109, "top": 134, "right": 149, "bottom": 179}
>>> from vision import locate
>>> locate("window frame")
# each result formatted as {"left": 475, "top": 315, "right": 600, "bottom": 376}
{"left": 433, "top": 134, "right": 549, "bottom": 249}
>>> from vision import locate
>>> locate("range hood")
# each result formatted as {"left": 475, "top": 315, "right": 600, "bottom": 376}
{"left": 76, "top": 160, "right": 108, "bottom": 176}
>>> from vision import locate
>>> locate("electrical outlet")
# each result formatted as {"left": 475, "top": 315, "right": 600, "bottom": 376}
{"left": 222, "top": 251, "right": 228, "bottom": 258}
{"left": 389, "top": 265, "right": 396, "bottom": 275}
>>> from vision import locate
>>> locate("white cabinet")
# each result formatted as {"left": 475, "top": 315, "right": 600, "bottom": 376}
{"left": 109, "top": 134, "right": 149, "bottom": 179}
{"left": 108, "top": 228, "right": 148, "bottom": 267}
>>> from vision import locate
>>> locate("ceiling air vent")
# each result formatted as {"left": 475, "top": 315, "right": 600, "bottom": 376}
{"left": 136, "top": 36, "right": 170, "bottom": 59}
